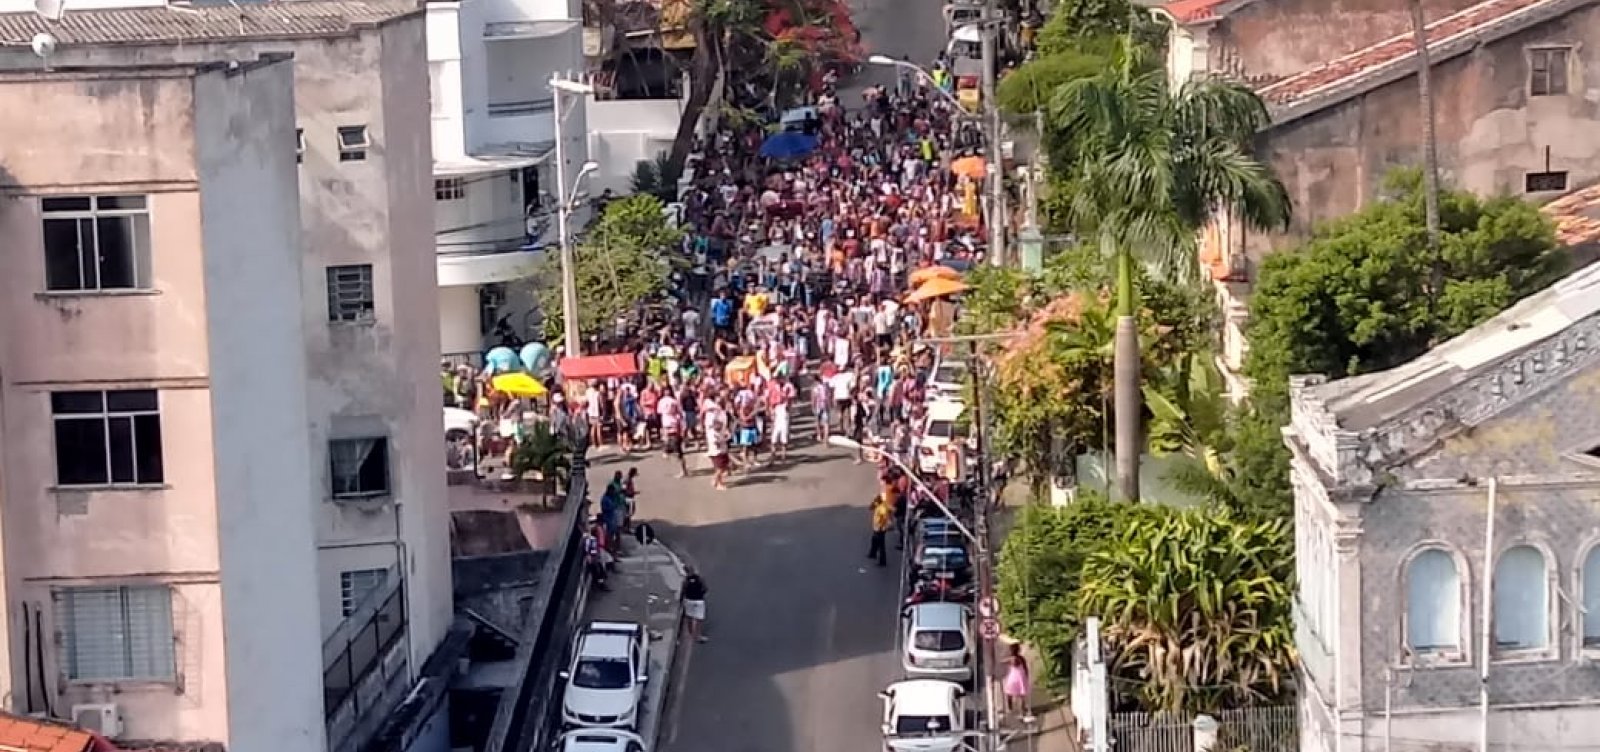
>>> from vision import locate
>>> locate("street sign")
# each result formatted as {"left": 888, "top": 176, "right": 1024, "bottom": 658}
{"left": 977, "top": 596, "right": 998, "bottom": 619}
{"left": 980, "top": 618, "right": 1000, "bottom": 640}
{"left": 634, "top": 522, "right": 656, "bottom": 546}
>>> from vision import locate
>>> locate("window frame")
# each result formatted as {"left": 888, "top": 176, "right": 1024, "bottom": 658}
{"left": 40, "top": 194, "right": 154, "bottom": 293}
{"left": 337, "top": 125, "right": 370, "bottom": 162}
{"left": 339, "top": 568, "right": 389, "bottom": 617}
{"left": 329, "top": 436, "right": 392, "bottom": 499}
{"left": 1491, "top": 543, "right": 1558, "bottom": 662}
{"left": 296, "top": 127, "right": 306, "bottom": 164}
{"left": 1524, "top": 171, "right": 1569, "bottom": 193}
{"left": 1399, "top": 543, "right": 1471, "bottom": 666}
{"left": 50, "top": 389, "right": 165, "bottom": 488}
{"left": 1528, "top": 46, "right": 1571, "bottom": 97}
{"left": 325, "top": 264, "right": 376, "bottom": 324}
{"left": 435, "top": 177, "right": 466, "bottom": 201}
{"left": 55, "top": 584, "right": 177, "bottom": 684}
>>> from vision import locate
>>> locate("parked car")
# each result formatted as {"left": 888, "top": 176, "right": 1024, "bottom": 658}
{"left": 560, "top": 621, "right": 649, "bottom": 730}
{"left": 880, "top": 679, "right": 968, "bottom": 752}
{"left": 902, "top": 602, "right": 974, "bottom": 682}
{"left": 925, "top": 358, "right": 969, "bottom": 403}
{"left": 557, "top": 729, "right": 646, "bottom": 752}
{"left": 909, "top": 544, "right": 972, "bottom": 588}
{"left": 917, "top": 400, "right": 966, "bottom": 475}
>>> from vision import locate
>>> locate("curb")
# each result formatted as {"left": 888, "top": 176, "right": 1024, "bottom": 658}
{"left": 636, "top": 540, "right": 687, "bottom": 752}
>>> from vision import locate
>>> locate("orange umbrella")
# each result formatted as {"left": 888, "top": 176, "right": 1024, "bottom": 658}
{"left": 951, "top": 156, "right": 987, "bottom": 179}
{"left": 905, "top": 276, "right": 972, "bottom": 304}
{"left": 908, "top": 265, "right": 962, "bottom": 287}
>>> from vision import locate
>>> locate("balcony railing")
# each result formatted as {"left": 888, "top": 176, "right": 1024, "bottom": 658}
{"left": 487, "top": 98, "right": 555, "bottom": 117}
{"left": 324, "top": 565, "right": 410, "bottom": 751}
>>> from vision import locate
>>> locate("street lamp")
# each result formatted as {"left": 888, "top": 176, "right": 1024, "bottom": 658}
{"left": 866, "top": 55, "right": 973, "bottom": 116}
{"left": 824, "top": 435, "right": 978, "bottom": 545}
{"left": 550, "top": 75, "right": 596, "bottom": 356}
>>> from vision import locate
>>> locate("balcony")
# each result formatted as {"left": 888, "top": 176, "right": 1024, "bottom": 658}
{"left": 481, "top": 97, "right": 556, "bottom": 149}
{"left": 324, "top": 564, "right": 410, "bottom": 751}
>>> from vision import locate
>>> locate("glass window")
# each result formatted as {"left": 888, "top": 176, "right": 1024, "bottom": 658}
{"left": 56, "top": 585, "right": 175, "bottom": 681}
{"left": 50, "top": 389, "right": 164, "bottom": 486}
{"left": 339, "top": 568, "right": 388, "bottom": 616}
{"left": 1404, "top": 548, "right": 1461, "bottom": 653}
{"left": 40, "top": 195, "right": 152, "bottom": 292}
{"left": 1493, "top": 545, "right": 1549, "bottom": 651}
{"left": 1584, "top": 547, "right": 1600, "bottom": 648}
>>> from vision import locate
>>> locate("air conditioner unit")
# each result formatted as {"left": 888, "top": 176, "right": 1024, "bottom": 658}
{"left": 71, "top": 703, "right": 123, "bottom": 738}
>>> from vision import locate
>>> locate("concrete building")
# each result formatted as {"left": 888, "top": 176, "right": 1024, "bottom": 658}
{"left": 0, "top": 55, "right": 319, "bottom": 750}
{"left": 426, "top": 0, "right": 590, "bottom": 358}
{"left": 0, "top": 1, "right": 455, "bottom": 749}
{"left": 1163, "top": 0, "right": 1600, "bottom": 397}
{"left": 1284, "top": 261, "right": 1600, "bottom": 751}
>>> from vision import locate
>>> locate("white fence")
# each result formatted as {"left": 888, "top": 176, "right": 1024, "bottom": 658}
{"left": 1106, "top": 706, "right": 1298, "bottom": 752}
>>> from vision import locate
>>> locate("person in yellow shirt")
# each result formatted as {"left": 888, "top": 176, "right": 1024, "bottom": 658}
{"left": 868, "top": 497, "right": 893, "bottom": 567}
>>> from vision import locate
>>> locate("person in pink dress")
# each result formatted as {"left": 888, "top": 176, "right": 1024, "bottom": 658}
{"left": 1003, "top": 642, "right": 1035, "bottom": 723}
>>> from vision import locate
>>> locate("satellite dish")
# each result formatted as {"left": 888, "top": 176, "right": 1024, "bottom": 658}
{"left": 34, "top": 0, "right": 65, "bottom": 22}
{"left": 31, "top": 32, "right": 56, "bottom": 59}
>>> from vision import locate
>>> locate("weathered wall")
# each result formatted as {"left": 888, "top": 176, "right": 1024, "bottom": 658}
{"left": 1208, "top": 0, "right": 1485, "bottom": 83}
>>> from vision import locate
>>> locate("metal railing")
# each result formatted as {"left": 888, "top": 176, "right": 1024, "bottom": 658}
{"left": 488, "top": 98, "right": 556, "bottom": 117}
{"left": 1106, "top": 706, "right": 1298, "bottom": 752}
{"left": 324, "top": 566, "right": 411, "bottom": 751}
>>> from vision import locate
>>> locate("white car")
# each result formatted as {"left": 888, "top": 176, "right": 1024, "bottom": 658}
{"left": 902, "top": 602, "right": 974, "bottom": 682}
{"left": 925, "top": 359, "right": 969, "bottom": 403}
{"left": 917, "top": 400, "right": 966, "bottom": 475}
{"left": 880, "top": 679, "right": 968, "bottom": 752}
{"left": 557, "top": 729, "right": 646, "bottom": 752}
{"left": 560, "top": 621, "right": 649, "bottom": 730}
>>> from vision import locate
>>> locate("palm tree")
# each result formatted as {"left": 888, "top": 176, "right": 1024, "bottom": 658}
{"left": 511, "top": 422, "right": 573, "bottom": 508}
{"left": 1048, "top": 47, "right": 1290, "bottom": 501}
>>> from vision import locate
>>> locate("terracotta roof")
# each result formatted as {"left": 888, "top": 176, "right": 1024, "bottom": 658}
{"left": 1544, "top": 183, "right": 1600, "bottom": 248}
{"left": 1161, "top": 0, "right": 1231, "bottom": 23}
{"left": 1258, "top": 0, "right": 1586, "bottom": 113}
{"left": 0, "top": 0, "right": 421, "bottom": 47}
{"left": 115, "top": 743, "right": 225, "bottom": 752}
{"left": 0, "top": 713, "right": 96, "bottom": 752}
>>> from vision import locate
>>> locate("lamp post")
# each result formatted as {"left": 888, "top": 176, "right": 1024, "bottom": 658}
{"left": 824, "top": 435, "right": 977, "bottom": 546}
{"left": 550, "top": 75, "right": 595, "bottom": 356}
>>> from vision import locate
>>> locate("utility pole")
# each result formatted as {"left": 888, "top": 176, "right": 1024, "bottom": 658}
{"left": 551, "top": 74, "right": 596, "bottom": 356}
{"left": 980, "top": 1, "right": 1005, "bottom": 267}
{"left": 970, "top": 350, "right": 1000, "bottom": 752}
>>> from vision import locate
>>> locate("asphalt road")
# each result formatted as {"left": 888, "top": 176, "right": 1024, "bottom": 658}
{"left": 597, "top": 5, "right": 953, "bottom": 750}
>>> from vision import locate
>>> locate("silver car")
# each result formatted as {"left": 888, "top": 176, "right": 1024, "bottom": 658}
{"left": 901, "top": 602, "right": 973, "bottom": 682}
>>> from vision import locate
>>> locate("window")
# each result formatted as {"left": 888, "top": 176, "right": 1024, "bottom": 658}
{"left": 330, "top": 437, "right": 390, "bottom": 498}
{"left": 56, "top": 585, "right": 175, "bottom": 682}
{"left": 296, "top": 128, "right": 305, "bottom": 164}
{"left": 337, "top": 125, "right": 370, "bottom": 162}
{"left": 41, "top": 195, "right": 152, "bottom": 292}
{"left": 339, "top": 568, "right": 388, "bottom": 616}
{"left": 1493, "top": 545, "right": 1549, "bottom": 651}
{"left": 1525, "top": 171, "right": 1569, "bottom": 193}
{"left": 1404, "top": 548, "right": 1461, "bottom": 655}
{"left": 326, "top": 264, "right": 375, "bottom": 323}
{"left": 1585, "top": 547, "right": 1600, "bottom": 648}
{"left": 51, "top": 390, "right": 164, "bottom": 487}
{"left": 435, "top": 178, "right": 465, "bottom": 201}
{"left": 1529, "top": 47, "right": 1569, "bottom": 96}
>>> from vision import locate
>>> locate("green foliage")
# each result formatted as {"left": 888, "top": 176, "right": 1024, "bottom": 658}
{"left": 1077, "top": 506, "right": 1297, "bottom": 712}
{"left": 997, "top": 38, "right": 1119, "bottom": 116}
{"left": 1244, "top": 169, "right": 1568, "bottom": 403}
{"left": 534, "top": 195, "right": 683, "bottom": 342}
{"left": 1035, "top": 0, "right": 1167, "bottom": 56}
{"left": 511, "top": 422, "right": 572, "bottom": 505}
{"left": 629, "top": 153, "right": 683, "bottom": 202}
{"left": 996, "top": 495, "right": 1165, "bottom": 692}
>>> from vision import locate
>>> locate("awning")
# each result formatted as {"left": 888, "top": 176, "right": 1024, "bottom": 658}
{"left": 559, "top": 354, "right": 641, "bottom": 380}
{"left": 434, "top": 145, "right": 555, "bottom": 177}
{"left": 484, "top": 19, "right": 579, "bottom": 40}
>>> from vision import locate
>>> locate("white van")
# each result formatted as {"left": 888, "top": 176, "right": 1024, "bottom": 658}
{"left": 946, "top": 23, "right": 983, "bottom": 61}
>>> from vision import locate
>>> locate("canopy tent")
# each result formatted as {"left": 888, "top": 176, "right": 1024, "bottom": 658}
{"left": 484, "top": 346, "right": 521, "bottom": 373}
{"left": 490, "top": 372, "right": 548, "bottom": 398}
{"left": 950, "top": 156, "right": 986, "bottom": 179}
{"left": 906, "top": 276, "right": 972, "bottom": 304}
{"left": 908, "top": 265, "right": 962, "bottom": 287}
{"left": 760, "top": 131, "right": 819, "bottom": 160}
{"left": 519, "top": 342, "right": 553, "bottom": 375}
{"left": 559, "top": 353, "right": 641, "bottom": 381}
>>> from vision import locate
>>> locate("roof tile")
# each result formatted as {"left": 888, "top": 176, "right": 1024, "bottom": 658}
{"left": 0, "top": 0, "right": 420, "bottom": 47}
{"left": 0, "top": 712, "right": 93, "bottom": 752}
{"left": 1161, "top": 0, "right": 1231, "bottom": 23}
{"left": 1544, "top": 183, "right": 1600, "bottom": 248}
{"left": 1257, "top": 0, "right": 1567, "bottom": 106}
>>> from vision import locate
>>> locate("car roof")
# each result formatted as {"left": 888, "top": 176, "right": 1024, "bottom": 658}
{"left": 926, "top": 402, "right": 965, "bottom": 421}
{"left": 578, "top": 627, "right": 635, "bottom": 659}
{"left": 561, "top": 730, "right": 642, "bottom": 752}
{"left": 888, "top": 679, "right": 962, "bottom": 714}
{"left": 909, "top": 602, "right": 967, "bottom": 629}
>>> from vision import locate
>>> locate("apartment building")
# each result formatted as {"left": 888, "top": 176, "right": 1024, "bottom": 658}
{"left": 0, "top": 1, "right": 455, "bottom": 749}
{"left": 427, "top": 0, "right": 590, "bottom": 357}
{"left": 0, "top": 55, "right": 319, "bottom": 750}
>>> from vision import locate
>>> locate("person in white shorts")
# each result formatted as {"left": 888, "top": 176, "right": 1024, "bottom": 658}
{"left": 681, "top": 565, "right": 709, "bottom": 643}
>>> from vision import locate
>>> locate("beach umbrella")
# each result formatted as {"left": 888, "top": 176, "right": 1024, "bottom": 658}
{"left": 484, "top": 346, "right": 521, "bottom": 374}
{"left": 905, "top": 276, "right": 972, "bottom": 304}
{"left": 908, "top": 265, "right": 962, "bottom": 287}
{"left": 491, "top": 372, "right": 548, "bottom": 397}
{"left": 520, "top": 342, "right": 552, "bottom": 374}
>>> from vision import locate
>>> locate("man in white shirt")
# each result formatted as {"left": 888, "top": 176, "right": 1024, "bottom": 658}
{"left": 681, "top": 307, "right": 702, "bottom": 342}
{"left": 830, "top": 368, "right": 857, "bottom": 433}
{"left": 703, "top": 401, "right": 731, "bottom": 491}
{"left": 658, "top": 391, "right": 689, "bottom": 477}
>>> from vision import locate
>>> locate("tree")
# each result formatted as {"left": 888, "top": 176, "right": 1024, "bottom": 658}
{"left": 629, "top": 152, "right": 683, "bottom": 202}
{"left": 996, "top": 37, "right": 1119, "bottom": 117}
{"left": 1077, "top": 507, "right": 1297, "bottom": 712}
{"left": 510, "top": 422, "right": 572, "bottom": 508}
{"left": 1033, "top": 0, "right": 1166, "bottom": 57}
{"left": 533, "top": 194, "right": 683, "bottom": 342}
{"left": 1049, "top": 48, "right": 1290, "bottom": 501}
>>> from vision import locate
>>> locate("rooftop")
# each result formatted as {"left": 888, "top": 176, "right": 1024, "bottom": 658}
{"left": 1311, "top": 260, "right": 1600, "bottom": 430}
{"left": 1160, "top": 0, "right": 1234, "bottom": 23}
{"left": 1544, "top": 183, "right": 1600, "bottom": 251}
{"left": 1257, "top": 0, "right": 1588, "bottom": 121}
{"left": 0, "top": 713, "right": 98, "bottom": 752}
{"left": 0, "top": 0, "right": 421, "bottom": 47}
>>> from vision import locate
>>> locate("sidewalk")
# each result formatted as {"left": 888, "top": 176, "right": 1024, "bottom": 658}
{"left": 582, "top": 539, "right": 687, "bottom": 750}
{"left": 991, "top": 639, "right": 1080, "bottom": 752}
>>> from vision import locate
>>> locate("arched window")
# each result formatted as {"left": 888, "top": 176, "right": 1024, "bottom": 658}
{"left": 1405, "top": 548, "right": 1461, "bottom": 653}
{"left": 1493, "top": 545, "right": 1550, "bottom": 651}
{"left": 1582, "top": 546, "right": 1600, "bottom": 648}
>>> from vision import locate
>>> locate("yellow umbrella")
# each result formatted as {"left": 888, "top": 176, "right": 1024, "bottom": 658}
{"left": 908, "top": 265, "right": 962, "bottom": 287}
{"left": 491, "top": 372, "right": 547, "bottom": 397}
{"left": 951, "top": 155, "right": 987, "bottom": 179}
{"left": 905, "top": 276, "right": 972, "bottom": 304}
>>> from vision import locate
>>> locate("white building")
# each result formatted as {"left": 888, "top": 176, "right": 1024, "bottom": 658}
{"left": 426, "top": 0, "right": 589, "bottom": 358}
{"left": 0, "top": 1, "right": 455, "bottom": 750}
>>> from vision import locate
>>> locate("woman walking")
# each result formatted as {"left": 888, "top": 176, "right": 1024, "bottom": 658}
{"left": 1002, "top": 642, "right": 1035, "bottom": 723}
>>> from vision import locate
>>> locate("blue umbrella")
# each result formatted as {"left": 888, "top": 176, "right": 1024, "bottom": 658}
{"left": 760, "top": 131, "right": 819, "bottom": 160}
{"left": 484, "top": 346, "right": 521, "bottom": 374}
{"left": 520, "top": 342, "right": 552, "bottom": 375}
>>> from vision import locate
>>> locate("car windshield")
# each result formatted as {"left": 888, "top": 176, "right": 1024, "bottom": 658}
{"left": 895, "top": 714, "right": 954, "bottom": 736}
{"left": 913, "top": 629, "right": 966, "bottom": 651}
{"left": 932, "top": 365, "right": 965, "bottom": 384}
{"left": 573, "top": 658, "right": 632, "bottom": 690}
{"left": 921, "top": 549, "right": 968, "bottom": 569}
{"left": 925, "top": 421, "right": 956, "bottom": 438}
